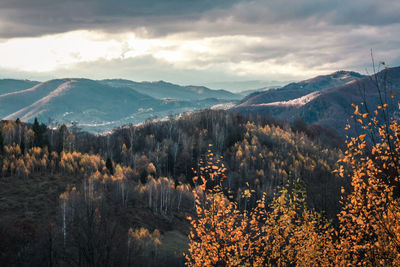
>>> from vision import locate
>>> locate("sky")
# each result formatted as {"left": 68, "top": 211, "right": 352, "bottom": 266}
{"left": 0, "top": 0, "right": 399, "bottom": 91}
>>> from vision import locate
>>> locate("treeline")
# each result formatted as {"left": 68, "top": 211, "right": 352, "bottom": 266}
{"left": 79, "top": 110, "right": 344, "bottom": 216}
{"left": 0, "top": 110, "right": 345, "bottom": 266}
{"left": 0, "top": 111, "right": 344, "bottom": 214}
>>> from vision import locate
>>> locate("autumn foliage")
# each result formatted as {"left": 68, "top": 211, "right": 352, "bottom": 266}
{"left": 186, "top": 146, "right": 336, "bottom": 266}
{"left": 336, "top": 96, "right": 400, "bottom": 265}
{"left": 187, "top": 87, "right": 400, "bottom": 265}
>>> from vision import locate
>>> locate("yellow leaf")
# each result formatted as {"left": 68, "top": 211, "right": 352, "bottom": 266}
{"left": 354, "top": 105, "right": 361, "bottom": 115}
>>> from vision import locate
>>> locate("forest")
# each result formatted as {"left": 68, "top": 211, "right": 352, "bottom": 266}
{"left": 1, "top": 88, "right": 400, "bottom": 265}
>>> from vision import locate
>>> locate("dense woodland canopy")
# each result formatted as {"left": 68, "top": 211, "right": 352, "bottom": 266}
{"left": 0, "top": 109, "right": 346, "bottom": 266}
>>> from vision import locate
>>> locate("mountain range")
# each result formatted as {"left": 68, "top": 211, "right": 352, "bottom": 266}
{"left": 100, "top": 79, "right": 238, "bottom": 101}
{"left": 2, "top": 67, "right": 399, "bottom": 136}
{"left": 239, "top": 70, "right": 364, "bottom": 105}
{"left": 0, "top": 78, "right": 241, "bottom": 132}
{"left": 234, "top": 67, "right": 400, "bottom": 136}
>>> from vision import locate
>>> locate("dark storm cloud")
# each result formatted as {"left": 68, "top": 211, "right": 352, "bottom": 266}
{"left": 1, "top": 0, "right": 400, "bottom": 38}
{"left": 0, "top": 0, "right": 243, "bottom": 38}
{"left": 240, "top": 0, "right": 400, "bottom": 26}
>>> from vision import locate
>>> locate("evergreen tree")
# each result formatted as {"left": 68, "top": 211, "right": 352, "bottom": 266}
{"left": 0, "top": 128, "right": 3, "bottom": 154}
{"left": 32, "top": 117, "right": 48, "bottom": 147}
{"left": 106, "top": 157, "right": 114, "bottom": 175}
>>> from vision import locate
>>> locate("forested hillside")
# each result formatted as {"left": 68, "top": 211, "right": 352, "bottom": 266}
{"left": 186, "top": 86, "right": 400, "bottom": 265}
{"left": 0, "top": 79, "right": 40, "bottom": 95}
{"left": 0, "top": 110, "right": 344, "bottom": 266}
{"left": 235, "top": 66, "right": 400, "bottom": 137}
{"left": 239, "top": 70, "right": 363, "bottom": 106}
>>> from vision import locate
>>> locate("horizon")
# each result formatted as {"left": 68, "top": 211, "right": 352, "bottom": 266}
{"left": 0, "top": 67, "right": 379, "bottom": 93}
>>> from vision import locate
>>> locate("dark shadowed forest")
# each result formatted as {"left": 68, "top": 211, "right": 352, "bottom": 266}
{"left": 0, "top": 110, "right": 345, "bottom": 266}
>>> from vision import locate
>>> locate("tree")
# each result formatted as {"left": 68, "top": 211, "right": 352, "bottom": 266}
{"left": 58, "top": 124, "right": 74, "bottom": 152}
{"left": 186, "top": 147, "right": 335, "bottom": 266}
{"left": 127, "top": 227, "right": 161, "bottom": 265}
{"left": 106, "top": 157, "right": 114, "bottom": 175}
{"left": 0, "top": 127, "right": 4, "bottom": 154}
{"left": 32, "top": 118, "right": 48, "bottom": 148}
{"left": 335, "top": 75, "right": 400, "bottom": 265}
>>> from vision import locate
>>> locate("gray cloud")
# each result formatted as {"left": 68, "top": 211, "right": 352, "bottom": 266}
{"left": 0, "top": 0, "right": 243, "bottom": 38}
{"left": 1, "top": 0, "right": 400, "bottom": 38}
{"left": 0, "top": 0, "right": 400, "bottom": 87}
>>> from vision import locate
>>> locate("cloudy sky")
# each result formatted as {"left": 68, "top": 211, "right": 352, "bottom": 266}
{"left": 0, "top": 0, "right": 399, "bottom": 91}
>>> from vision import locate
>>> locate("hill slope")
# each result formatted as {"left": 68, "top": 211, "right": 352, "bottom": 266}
{"left": 0, "top": 79, "right": 40, "bottom": 95}
{"left": 0, "top": 79, "right": 235, "bottom": 132}
{"left": 239, "top": 71, "right": 364, "bottom": 106}
{"left": 234, "top": 67, "right": 400, "bottom": 136}
{"left": 100, "top": 79, "right": 240, "bottom": 101}
{"left": 0, "top": 79, "right": 71, "bottom": 118}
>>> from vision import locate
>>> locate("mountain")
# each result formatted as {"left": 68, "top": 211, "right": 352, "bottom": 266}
{"left": 0, "top": 79, "right": 70, "bottom": 118}
{"left": 239, "top": 71, "right": 364, "bottom": 106}
{"left": 237, "top": 86, "right": 279, "bottom": 98}
{"left": 234, "top": 67, "right": 400, "bottom": 136}
{"left": 0, "top": 78, "right": 235, "bottom": 132}
{"left": 0, "top": 79, "right": 40, "bottom": 94}
{"left": 100, "top": 79, "right": 240, "bottom": 101}
{"left": 203, "top": 80, "right": 287, "bottom": 92}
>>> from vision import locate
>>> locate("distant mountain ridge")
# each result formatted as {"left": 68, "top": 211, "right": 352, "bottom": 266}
{"left": 100, "top": 79, "right": 239, "bottom": 101}
{"left": 0, "top": 79, "right": 40, "bottom": 94}
{"left": 234, "top": 67, "right": 400, "bottom": 136}
{"left": 238, "top": 70, "right": 364, "bottom": 106}
{"left": 3, "top": 68, "right": 393, "bottom": 136}
{"left": 0, "top": 78, "right": 241, "bottom": 132}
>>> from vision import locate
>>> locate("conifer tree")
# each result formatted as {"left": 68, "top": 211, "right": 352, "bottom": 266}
{"left": 106, "top": 157, "right": 114, "bottom": 175}
{"left": 32, "top": 117, "right": 48, "bottom": 148}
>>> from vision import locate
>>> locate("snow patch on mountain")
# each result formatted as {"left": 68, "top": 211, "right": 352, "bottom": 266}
{"left": 251, "top": 91, "right": 321, "bottom": 108}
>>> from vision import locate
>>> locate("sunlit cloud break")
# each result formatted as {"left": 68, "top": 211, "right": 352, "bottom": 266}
{"left": 0, "top": 30, "right": 322, "bottom": 79}
{"left": 0, "top": 30, "right": 366, "bottom": 82}
{"left": 0, "top": 0, "right": 400, "bottom": 87}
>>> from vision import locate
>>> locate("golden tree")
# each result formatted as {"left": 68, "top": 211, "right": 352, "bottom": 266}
{"left": 336, "top": 96, "right": 400, "bottom": 265}
{"left": 186, "top": 145, "right": 335, "bottom": 266}
{"left": 186, "top": 145, "right": 252, "bottom": 266}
